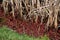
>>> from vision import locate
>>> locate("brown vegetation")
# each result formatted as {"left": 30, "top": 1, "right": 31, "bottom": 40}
{"left": 0, "top": 0, "right": 60, "bottom": 40}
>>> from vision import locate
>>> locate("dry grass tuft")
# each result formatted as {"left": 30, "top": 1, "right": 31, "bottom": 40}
{"left": 1, "top": 0, "right": 60, "bottom": 29}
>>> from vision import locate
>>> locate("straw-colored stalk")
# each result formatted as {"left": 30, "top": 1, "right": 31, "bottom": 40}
{"left": 32, "top": 0, "right": 36, "bottom": 8}
{"left": 34, "top": 0, "right": 40, "bottom": 23}
{"left": 45, "top": 0, "right": 48, "bottom": 5}
{"left": 25, "top": 0, "right": 29, "bottom": 12}
{"left": 19, "top": 0, "right": 22, "bottom": 17}
{"left": 3, "top": 0, "right": 8, "bottom": 14}
{"left": 14, "top": 0, "right": 19, "bottom": 10}
{"left": 34, "top": 0, "right": 38, "bottom": 23}
{"left": 54, "top": 6, "right": 59, "bottom": 29}
{"left": 10, "top": 0, "right": 15, "bottom": 17}
{"left": 37, "top": 0, "right": 41, "bottom": 9}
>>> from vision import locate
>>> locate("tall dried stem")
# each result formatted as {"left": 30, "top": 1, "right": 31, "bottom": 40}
{"left": 19, "top": 0, "right": 22, "bottom": 17}
{"left": 10, "top": 0, "right": 15, "bottom": 17}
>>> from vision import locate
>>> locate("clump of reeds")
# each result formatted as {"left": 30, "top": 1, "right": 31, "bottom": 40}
{"left": 1, "top": 0, "right": 60, "bottom": 29}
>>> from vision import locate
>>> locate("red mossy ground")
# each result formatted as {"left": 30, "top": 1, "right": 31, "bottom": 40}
{"left": 0, "top": 9, "right": 60, "bottom": 40}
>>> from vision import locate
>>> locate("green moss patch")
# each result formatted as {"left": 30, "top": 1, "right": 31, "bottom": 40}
{"left": 0, "top": 26, "right": 50, "bottom": 40}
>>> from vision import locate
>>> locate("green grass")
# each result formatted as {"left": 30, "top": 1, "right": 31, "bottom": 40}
{"left": 0, "top": 26, "right": 50, "bottom": 40}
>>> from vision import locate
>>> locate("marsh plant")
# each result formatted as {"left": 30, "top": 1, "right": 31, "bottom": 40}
{"left": 1, "top": 0, "right": 60, "bottom": 30}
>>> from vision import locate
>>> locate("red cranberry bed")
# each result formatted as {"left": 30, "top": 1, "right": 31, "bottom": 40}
{"left": 0, "top": 9, "right": 60, "bottom": 40}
